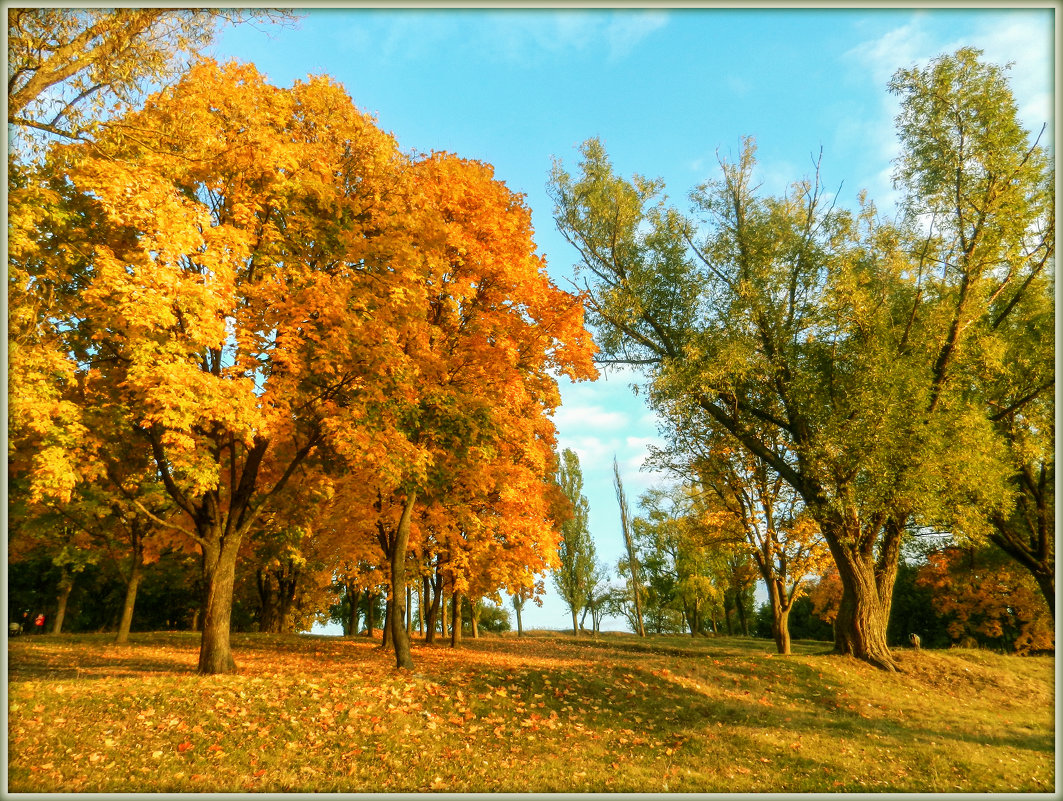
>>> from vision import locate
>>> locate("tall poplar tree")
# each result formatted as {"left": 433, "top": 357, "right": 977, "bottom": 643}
{"left": 552, "top": 449, "right": 597, "bottom": 636}
{"left": 613, "top": 458, "right": 646, "bottom": 637}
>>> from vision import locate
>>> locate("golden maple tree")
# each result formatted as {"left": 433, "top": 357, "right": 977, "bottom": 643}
{"left": 11, "top": 60, "right": 597, "bottom": 673}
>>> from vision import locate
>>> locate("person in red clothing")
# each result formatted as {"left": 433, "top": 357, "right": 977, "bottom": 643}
{"left": 33, "top": 613, "right": 45, "bottom": 634}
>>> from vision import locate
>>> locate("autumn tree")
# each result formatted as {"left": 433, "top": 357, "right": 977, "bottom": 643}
{"left": 549, "top": 49, "right": 1051, "bottom": 670}
{"left": 917, "top": 544, "right": 1053, "bottom": 653}
{"left": 7, "top": 8, "right": 297, "bottom": 148}
{"left": 19, "top": 61, "right": 423, "bottom": 673}
{"left": 553, "top": 448, "right": 597, "bottom": 636}
{"left": 317, "top": 153, "right": 595, "bottom": 667}
{"left": 674, "top": 432, "right": 833, "bottom": 653}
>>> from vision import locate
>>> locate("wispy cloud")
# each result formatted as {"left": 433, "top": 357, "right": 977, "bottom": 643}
{"left": 841, "top": 11, "right": 1053, "bottom": 214}
{"left": 603, "top": 11, "right": 669, "bottom": 61}
{"left": 331, "top": 10, "right": 669, "bottom": 68}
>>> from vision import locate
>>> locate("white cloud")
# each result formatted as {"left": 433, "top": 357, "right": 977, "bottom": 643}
{"left": 840, "top": 12, "right": 1054, "bottom": 215}
{"left": 338, "top": 10, "right": 670, "bottom": 68}
{"left": 552, "top": 403, "right": 630, "bottom": 433}
{"left": 603, "top": 11, "right": 669, "bottom": 61}
{"left": 967, "top": 17, "right": 1054, "bottom": 139}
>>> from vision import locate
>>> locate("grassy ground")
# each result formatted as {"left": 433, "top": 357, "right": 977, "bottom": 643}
{"left": 6, "top": 629, "right": 1055, "bottom": 793}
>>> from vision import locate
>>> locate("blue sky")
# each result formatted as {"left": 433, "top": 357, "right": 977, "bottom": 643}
{"left": 211, "top": 7, "right": 1055, "bottom": 634}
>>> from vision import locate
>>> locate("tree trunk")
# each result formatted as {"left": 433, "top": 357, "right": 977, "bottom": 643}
{"left": 736, "top": 592, "right": 749, "bottom": 636}
{"left": 366, "top": 590, "right": 375, "bottom": 638}
{"left": 198, "top": 536, "right": 241, "bottom": 675}
{"left": 571, "top": 608, "right": 580, "bottom": 637}
{"left": 765, "top": 580, "right": 793, "bottom": 655}
{"left": 515, "top": 603, "right": 524, "bottom": 636}
{"left": 52, "top": 569, "right": 74, "bottom": 635}
{"left": 388, "top": 492, "right": 417, "bottom": 669}
{"left": 830, "top": 539, "right": 898, "bottom": 671}
{"left": 1033, "top": 569, "right": 1055, "bottom": 618}
{"left": 416, "top": 580, "right": 424, "bottom": 636}
{"left": 115, "top": 520, "right": 146, "bottom": 644}
{"left": 346, "top": 585, "right": 362, "bottom": 637}
{"left": 114, "top": 561, "right": 142, "bottom": 644}
{"left": 277, "top": 566, "right": 299, "bottom": 634}
{"left": 470, "top": 599, "right": 480, "bottom": 639}
{"left": 406, "top": 584, "right": 414, "bottom": 638}
{"left": 386, "top": 599, "right": 395, "bottom": 650}
{"left": 450, "top": 592, "right": 462, "bottom": 647}
{"left": 424, "top": 572, "right": 441, "bottom": 644}
{"left": 440, "top": 589, "right": 448, "bottom": 638}
{"left": 256, "top": 569, "right": 279, "bottom": 633}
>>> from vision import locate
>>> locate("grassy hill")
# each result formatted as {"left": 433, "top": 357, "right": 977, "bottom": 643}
{"left": 7, "top": 629, "right": 1054, "bottom": 793}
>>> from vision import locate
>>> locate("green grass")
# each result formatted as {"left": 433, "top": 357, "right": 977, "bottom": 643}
{"left": 7, "top": 629, "right": 1055, "bottom": 792}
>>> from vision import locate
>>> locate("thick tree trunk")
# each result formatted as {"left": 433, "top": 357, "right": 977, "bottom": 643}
{"left": 515, "top": 603, "right": 524, "bottom": 636}
{"left": 831, "top": 541, "right": 898, "bottom": 671}
{"left": 257, "top": 569, "right": 279, "bottom": 633}
{"left": 450, "top": 592, "right": 462, "bottom": 647}
{"left": 277, "top": 568, "right": 298, "bottom": 634}
{"left": 571, "top": 608, "right": 580, "bottom": 637}
{"left": 198, "top": 536, "right": 241, "bottom": 675}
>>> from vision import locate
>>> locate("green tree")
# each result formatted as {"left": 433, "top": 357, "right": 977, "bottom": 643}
{"left": 552, "top": 448, "right": 597, "bottom": 636}
{"left": 887, "top": 48, "right": 1055, "bottom": 616}
{"left": 549, "top": 49, "right": 1051, "bottom": 670}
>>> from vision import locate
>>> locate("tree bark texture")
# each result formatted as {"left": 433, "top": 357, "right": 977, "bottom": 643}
{"left": 197, "top": 535, "right": 241, "bottom": 674}
{"left": 829, "top": 534, "right": 898, "bottom": 671}
{"left": 388, "top": 493, "right": 417, "bottom": 669}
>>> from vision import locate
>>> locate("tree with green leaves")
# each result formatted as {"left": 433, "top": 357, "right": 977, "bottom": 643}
{"left": 888, "top": 50, "right": 1055, "bottom": 618}
{"left": 550, "top": 48, "right": 1051, "bottom": 670}
{"left": 552, "top": 448, "right": 597, "bottom": 636}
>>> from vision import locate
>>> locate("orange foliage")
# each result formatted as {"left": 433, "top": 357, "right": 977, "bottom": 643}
{"left": 916, "top": 547, "right": 1053, "bottom": 654}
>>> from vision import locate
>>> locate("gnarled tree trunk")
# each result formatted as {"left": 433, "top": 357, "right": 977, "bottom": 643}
{"left": 827, "top": 531, "right": 898, "bottom": 670}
